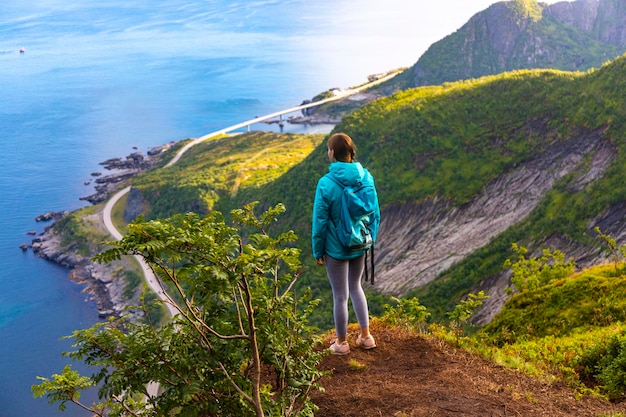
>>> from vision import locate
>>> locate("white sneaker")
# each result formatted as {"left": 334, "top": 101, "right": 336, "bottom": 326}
{"left": 355, "top": 334, "right": 376, "bottom": 350}
{"left": 328, "top": 340, "right": 350, "bottom": 355}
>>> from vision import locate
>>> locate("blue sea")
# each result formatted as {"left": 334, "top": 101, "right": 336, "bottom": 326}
{"left": 0, "top": 1, "right": 442, "bottom": 415}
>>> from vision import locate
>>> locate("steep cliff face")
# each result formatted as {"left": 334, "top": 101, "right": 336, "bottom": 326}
{"left": 543, "top": 0, "right": 626, "bottom": 51}
{"left": 594, "top": 0, "right": 626, "bottom": 45}
{"left": 547, "top": 0, "right": 599, "bottom": 33}
{"left": 374, "top": 126, "right": 617, "bottom": 323}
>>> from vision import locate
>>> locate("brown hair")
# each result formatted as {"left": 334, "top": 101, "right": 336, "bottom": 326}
{"left": 328, "top": 132, "right": 356, "bottom": 162}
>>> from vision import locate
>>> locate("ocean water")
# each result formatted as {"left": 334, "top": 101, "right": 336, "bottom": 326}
{"left": 0, "top": 1, "right": 435, "bottom": 415}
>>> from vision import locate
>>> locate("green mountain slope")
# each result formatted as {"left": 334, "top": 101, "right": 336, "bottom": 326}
{"left": 125, "top": 54, "right": 626, "bottom": 327}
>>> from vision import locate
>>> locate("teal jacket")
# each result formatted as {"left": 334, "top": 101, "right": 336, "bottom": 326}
{"left": 312, "top": 161, "right": 380, "bottom": 260}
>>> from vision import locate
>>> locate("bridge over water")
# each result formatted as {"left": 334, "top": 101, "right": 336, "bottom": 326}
{"left": 166, "top": 71, "right": 399, "bottom": 166}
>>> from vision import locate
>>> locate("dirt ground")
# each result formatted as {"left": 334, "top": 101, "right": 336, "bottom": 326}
{"left": 311, "top": 322, "right": 626, "bottom": 417}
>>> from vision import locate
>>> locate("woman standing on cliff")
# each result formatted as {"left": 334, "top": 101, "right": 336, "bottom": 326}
{"left": 311, "top": 132, "right": 380, "bottom": 355}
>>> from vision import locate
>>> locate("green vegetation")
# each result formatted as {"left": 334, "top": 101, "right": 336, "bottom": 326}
{"left": 510, "top": 0, "right": 543, "bottom": 22}
{"left": 476, "top": 261, "right": 626, "bottom": 400}
{"left": 380, "top": 296, "right": 430, "bottom": 334}
{"left": 34, "top": 204, "right": 325, "bottom": 416}
{"left": 383, "top": 1, "right": 623, "bottom": 91}
{"left": 131, "top": 132, "right": 325, "bottom": 219}
{"left": 504, "top": 244, "right": 575, "bottom": 293}
{"left": 391, "top": 243, "right": 626, "bottom": 401}
{"left": 53, "top": 206, "right": 109, "bottom": 257}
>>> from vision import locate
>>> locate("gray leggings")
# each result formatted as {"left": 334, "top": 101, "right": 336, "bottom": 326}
{"left": 325, "top": 255, "right": 370, "bottom": 339}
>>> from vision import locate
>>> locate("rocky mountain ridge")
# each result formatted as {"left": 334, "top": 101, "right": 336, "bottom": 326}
{"left": 397, "top": 0, "right": 626, "bottom": 89}
{"left": 550, "top": 0, "right": 626, "bottom": 45}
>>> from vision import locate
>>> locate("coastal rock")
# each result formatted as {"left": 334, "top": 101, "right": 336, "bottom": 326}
{"left": 32, "top": 227, "right": 126, "bottom": 319}
{"left": 147, "top": 142, "right": 175, "bottom": 156}
{"left": 68, "top": 263, "right": 115, "bottom": 318}
{"left": 35, "top": 211, "right": 68, "bottom": 222}
{"left": 80, "top": 146, "right": 173, "bottom": 205}
{"left": 287, "top": 114, "right": 343, "bottom": 125}
{"left": 32, "top": 230, "right": 86, "bottom": 268}
{"left": 81, "top": 171, "right": 138, "bottom": 204}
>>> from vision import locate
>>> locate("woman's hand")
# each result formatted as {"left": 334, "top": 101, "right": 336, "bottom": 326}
{"left": 316, "top": 258, "right": 324, "bottom": 266}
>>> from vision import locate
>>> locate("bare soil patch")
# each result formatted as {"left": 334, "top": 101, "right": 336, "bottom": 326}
{"left": 312, "top": 322, "right": 626, "bottom": 417}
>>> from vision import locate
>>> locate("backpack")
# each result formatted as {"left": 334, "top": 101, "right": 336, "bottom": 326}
{"left": 328, "top": 174, "right": 377, "bottom": 284}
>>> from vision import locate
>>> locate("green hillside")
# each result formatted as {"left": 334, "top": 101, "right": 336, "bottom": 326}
{"left": 124, "top": 55, "right": 626, "bottom": 328}
{"left": 474, "top": 261, "right": 626, "bottom": 400}
{"left": 131, "top": 132, "right": 325, "bottom": 219}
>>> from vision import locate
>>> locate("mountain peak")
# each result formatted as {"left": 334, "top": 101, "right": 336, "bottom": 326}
{"left": 388, "top": 0, "right": 625, "bottom": 90}
{"left": 510, "top": 0, "right": 543, "bottom": 21}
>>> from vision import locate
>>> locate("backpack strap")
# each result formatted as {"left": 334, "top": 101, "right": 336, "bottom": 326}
{"left": 325, "top": 174, "right": 341, "bottom": 231}
{"left": 325, "top": 173, "right": 342, "bottom": 188}
{"left": 364, "top": 246, "right": 375, "bottom": 285}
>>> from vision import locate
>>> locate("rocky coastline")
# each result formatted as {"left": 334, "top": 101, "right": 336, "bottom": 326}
{"left": 30, "top": 226, "right": 119, "bottom": 318}
{"left": 24, "top": 142, "right": 175, "bottom": 318}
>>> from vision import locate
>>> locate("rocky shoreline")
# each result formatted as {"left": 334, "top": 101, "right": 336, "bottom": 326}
{"left": 24, "top": 142, "right": 175, "bottom": 318}
{"left": 80, "top": 143, "right": 174, "bottom": 204}
{"left": 31, "top": 226, "right": 119, "bottom": 318}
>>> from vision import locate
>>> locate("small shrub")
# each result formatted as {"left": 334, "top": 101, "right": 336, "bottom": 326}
{"left": 447, "top": 291, "right": 489, "bottom": 344}
{"left": 504, "top": 243, "right": 575, "bottom": 294}
{"left": 381, "top": 297, "right": 431, "bottom": 333}
{"left": 579, "top": 331, "right": 626, "bottom": 400}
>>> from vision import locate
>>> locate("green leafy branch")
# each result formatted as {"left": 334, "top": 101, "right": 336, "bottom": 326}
{"left": 33, "top": 202, "right": 325, "bottom": 417}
